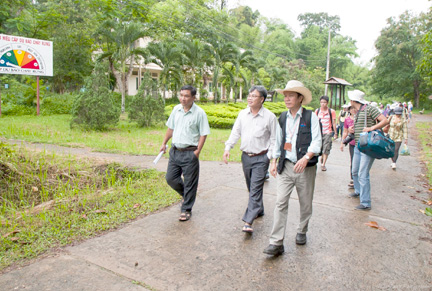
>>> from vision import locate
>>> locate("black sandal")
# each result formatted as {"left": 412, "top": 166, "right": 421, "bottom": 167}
{"left": 179, "top": 212, "right": 191, "bottom": 221}
{"left": 242, "top": 224, "right": 253, "bottom": 233}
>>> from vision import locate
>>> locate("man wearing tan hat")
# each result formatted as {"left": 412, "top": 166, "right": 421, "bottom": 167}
{"left": 263, "top": 80, "right": 322, "bottom": 256}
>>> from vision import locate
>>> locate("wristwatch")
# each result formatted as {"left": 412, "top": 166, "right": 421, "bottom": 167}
{"left": 304, "top": 155, "right": 310, "bottom": 160}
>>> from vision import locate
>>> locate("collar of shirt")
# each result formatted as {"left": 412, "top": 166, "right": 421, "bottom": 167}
{"left": 177, "top": 103, "right": 196, "bottom": 114}
{"left": 247, "top": 105, "right": 264, "bottom": 117}
{"left": 288, "top": 107, "right": 303, "bottom": 120}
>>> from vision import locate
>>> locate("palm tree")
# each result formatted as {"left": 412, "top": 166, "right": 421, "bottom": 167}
{"left": 179, "top": 38, "right": 209, "bottom": 87}
{"left": 147, "top": 40, "right": 184, "bottom": 99}
{"left": 205, "top": 40, "right": 238, "bottom": 103}
{"left": 96, "top": 20, "right": 148, "bottom": 113}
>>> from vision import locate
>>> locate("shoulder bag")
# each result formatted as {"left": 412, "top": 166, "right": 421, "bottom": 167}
{"left": 357, "top": 106, "right": 395, "bottom": 159}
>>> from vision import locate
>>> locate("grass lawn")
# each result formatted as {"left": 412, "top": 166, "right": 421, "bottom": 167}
{"left": 0, "top": 142, "right": 180, "bottom": 271}
{"left": 0, "top": 114, "right": 244, "bottom": 270}
{"left": 415, "top": 121, "right": 432, "bottom": 185}
{"left": 0, "top": 114, "right": 243, "bottom": 162}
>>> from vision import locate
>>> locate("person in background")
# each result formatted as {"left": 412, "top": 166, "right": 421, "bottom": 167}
{"left": 340, "top": 104, "right": 357, "bottom": 189}
{"left": 315, "top": 96, "right": 337, "bottom": 171}
{"left": 408, "top": 101, "right": 413, "bottom": 119}
{"left": 337, "top": 105, "right": 349, "bottom": 140}
{"left": 160, "top": 85, "right": 210, "bottom": 221}
{"left": 382, "top": 104, "right": 391, "bottom": 117}
{"left": 223, "top": 85, "right": 277, "bottom": 234}
{"left": 347, "top": 90, "right": 388, "bottom": 210}
{"left": 385, "top": 107, "right": 408, "bottom": 169}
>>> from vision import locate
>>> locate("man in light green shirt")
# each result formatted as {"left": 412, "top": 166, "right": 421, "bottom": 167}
{"left": 160, "top": 85, "right": 210, "bottom": 221}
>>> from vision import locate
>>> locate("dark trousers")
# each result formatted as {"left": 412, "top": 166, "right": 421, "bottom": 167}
{"left": 392, "top": 142, "right": 402, "bottom": 163}
{"left": 349, "top": 144, "right": 355, "bottom": 179}
{"left": 241, "top": 152, "right": 270, "bottom": 224}
{"left": 165, "top": 147, "right": 199, "bottom": 213}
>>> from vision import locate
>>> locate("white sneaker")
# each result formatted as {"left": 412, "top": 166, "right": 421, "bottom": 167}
{"left": 391, "top": 163, "right": 396, "bottom": 169}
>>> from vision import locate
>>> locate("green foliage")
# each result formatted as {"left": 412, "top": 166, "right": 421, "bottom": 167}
{"left": 40, "top": 93, "right": 75, "bottom": 115}
{"left": 70, "top": 63, "right": 120, "bottom": 131}
{"left": 371, "top": 11, "right": 430, "bottom": 107}
{"left": 129, "top": 74, "right": 165, "bottom": 127}
{"left": 207, "top": 115, "right": 236, "bottom": 129}
{"left": 0, "top": 142, "right": 178, "bottom": 270}
{"left": 418, "top": 28, "right": 432, "bottom": 87}
{"left": 195, "top": 101, "right": 288, "bottom": 129}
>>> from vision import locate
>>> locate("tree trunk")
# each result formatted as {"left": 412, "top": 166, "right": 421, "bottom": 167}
{"left": 413, "top": 80, "right": 420, "bottom": 108}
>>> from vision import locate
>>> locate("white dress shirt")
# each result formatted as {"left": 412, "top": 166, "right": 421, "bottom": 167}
{"left": 225, "top": 106, "right": 277, "bottom": 159}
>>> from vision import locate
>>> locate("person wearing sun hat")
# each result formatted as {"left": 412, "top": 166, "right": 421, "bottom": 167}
{"left": 263, "top": 80, "right": 322, "bottom": 256}
{"left": 347, "top": 90, "right": 388, "bottom": 210}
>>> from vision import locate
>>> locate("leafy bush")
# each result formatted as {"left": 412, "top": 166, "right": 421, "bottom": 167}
{"left": 1, "top": 104, "right": 35, "bottom": 116}
{"left": 129, "top": 74, "right": 165, "bottom": 127}
{"left": 207, "top": 115, "right": 235, "bottom": 129}
{"left": 40, "top": 93, "right": 75, "bottom": 115}
{"left": 70, "top": 63, "right": 120, "bottom": 131}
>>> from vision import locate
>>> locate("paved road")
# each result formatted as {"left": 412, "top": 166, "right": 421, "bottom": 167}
{"left": 1, "top": 116, "right": 431, "bottom": 290}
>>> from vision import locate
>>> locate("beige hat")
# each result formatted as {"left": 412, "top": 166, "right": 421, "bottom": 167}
{"left": 275, "top": 80, "right": 312, "bottom": 105}
{"left": 348, "top": 90, "right": 367, "bottom": 104}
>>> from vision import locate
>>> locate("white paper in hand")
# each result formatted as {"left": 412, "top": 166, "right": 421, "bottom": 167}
{"left": 153, "top": 145, "right": 168, "bottom": 164}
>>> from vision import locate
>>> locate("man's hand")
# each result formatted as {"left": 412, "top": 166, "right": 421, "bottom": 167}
{"left": 223, "top": 150, "right": 230, "bottom": 164}
{"left": 159, "top": 144, "right": 167, "bottom": 153}
{"left": 194, "top": 149, "right": 200, "bottom": 159}
{"left": 293, "top": 156, "right": 308, "bottom": 173}
{"left": 270, "top": 160, "right": 278, "bottom": 177}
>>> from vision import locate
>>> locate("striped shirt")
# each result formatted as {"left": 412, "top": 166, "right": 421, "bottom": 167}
{"left": 354, "top": 105, "right": 381, "bottom": 144}
{"left": 315, "top": 108, "right": 336, "bottom": 134}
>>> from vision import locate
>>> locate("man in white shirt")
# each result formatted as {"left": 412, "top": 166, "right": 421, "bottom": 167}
{"left": 263, "top": 80, "right": 322, "bottom": 256}
{"left": 223, "top": 85, "right": 277, "bottom": 234}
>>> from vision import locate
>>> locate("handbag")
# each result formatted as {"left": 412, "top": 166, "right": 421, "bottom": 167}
{"left": 357, "top": 106, "right": 395, "bottom": 159}
{"left": 400, "top": 144, "right": 410, "bottom": 156}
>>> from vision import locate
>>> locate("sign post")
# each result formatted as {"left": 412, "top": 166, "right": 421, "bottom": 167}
{"left": 36, "top": 76, "right": 40, "bottom": 115}
{"left": 0, "top": 34, "right": 53, "bottom": 115}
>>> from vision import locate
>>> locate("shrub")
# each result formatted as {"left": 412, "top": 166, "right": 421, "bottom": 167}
{"left": 129, "top": 74, "right": 165, "bottom": 127}
{"left": 40, "top": 93, "right": 75, "bottom": 115}
{"left": 1, "top": 104, "right": 35, "bottom": 116}
{"left": 70, "top": 63, "right": 120, "bottom": 131}
{"left": 207, "top": 116, "right": 235, "bottom": 129}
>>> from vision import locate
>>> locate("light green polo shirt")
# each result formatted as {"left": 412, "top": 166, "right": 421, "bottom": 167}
{"left": 166, "top": 103, "right": 210, "bottom": 148}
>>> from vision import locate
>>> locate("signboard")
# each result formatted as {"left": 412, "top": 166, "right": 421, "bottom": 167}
{"left": 0, "top": 34, "right": 53, "bottom": 76}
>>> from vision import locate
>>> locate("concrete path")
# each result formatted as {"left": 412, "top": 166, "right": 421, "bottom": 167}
{"left": 1, "top": 116, "right": 431, "bottom": 290}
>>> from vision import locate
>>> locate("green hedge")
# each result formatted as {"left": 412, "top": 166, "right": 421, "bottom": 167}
{"left": 163, "top": 102, "right": 314, "bottom": 129}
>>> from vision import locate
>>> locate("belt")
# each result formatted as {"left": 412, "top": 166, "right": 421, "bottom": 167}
{"left": 173, "top": 146, "right": 197, "bottom": 152}
{"left": 243, "top": 150, "right": 268, "bottom": 157}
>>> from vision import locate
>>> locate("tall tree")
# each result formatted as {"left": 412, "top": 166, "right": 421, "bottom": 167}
{"left": 96, "top": 20, "right": 148, "bottom": 113}
{"left": 205, "top": 40, "right": 238, "bottom": 103}
{"left": 372, "top": 11, "right": 430, "bottom": 107}
{"left": 147, "top": 40, "right": 183, "bottom": 99}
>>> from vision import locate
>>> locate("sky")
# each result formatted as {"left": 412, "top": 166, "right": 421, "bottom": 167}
{"left": 231, "top": 0, "right": 431, "bottom": 65}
